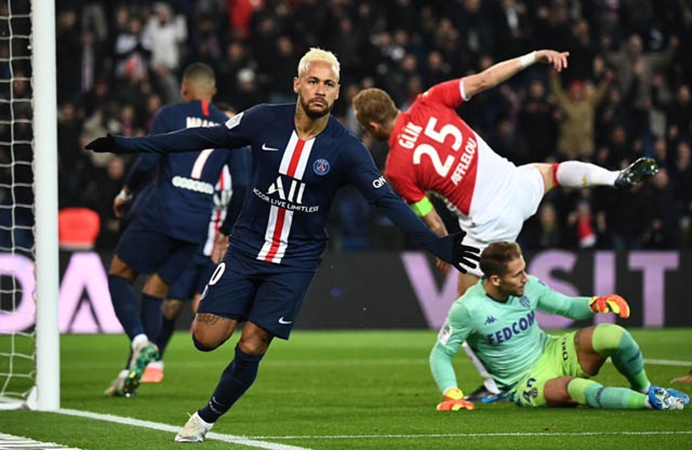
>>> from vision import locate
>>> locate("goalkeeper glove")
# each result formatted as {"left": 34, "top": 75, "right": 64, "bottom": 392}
{"left": 589, "top": 295, "right": 630, "bottom": 318}
{"left": 436, "top": 387, "right": 475, "bottom": 411}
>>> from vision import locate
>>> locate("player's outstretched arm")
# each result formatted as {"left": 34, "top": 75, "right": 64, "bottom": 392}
{"left": 430, "top": 341, "right": 475, "bottom": 411}
{"left": 85, "top": 125, "right": 230, "bottom": 155}
{"left": 463, "top": 49, "right": 569, "bottom": 99}
{"left": 416, "top": 198, "right": 453, "bottom": 275}
{"left": 374, "top": 190, "right": 480, "bottom": 273}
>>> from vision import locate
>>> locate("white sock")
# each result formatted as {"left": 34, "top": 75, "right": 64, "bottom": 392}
{"left": 555, "top": 161, "right": 619, "bottom": 187}
{"left": 147, "top": 360, "right": 164, "bottom": 370}
{"left": 193, "top": 412, "right": 214, "bottom": 429}
{"left": 132, "top": 334, "right": 148, "bottom": 351}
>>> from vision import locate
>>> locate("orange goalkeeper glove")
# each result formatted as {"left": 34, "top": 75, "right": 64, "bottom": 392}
{"left": 589, "top": 295, "right": 630, "bottom": 318}
{"left": 436, "top": 387, "right": 475, "bottom": 411}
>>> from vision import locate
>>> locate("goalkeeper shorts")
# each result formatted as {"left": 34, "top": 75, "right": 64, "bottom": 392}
{"left": 509, "top": 332, "right": 589, "bottom": 407}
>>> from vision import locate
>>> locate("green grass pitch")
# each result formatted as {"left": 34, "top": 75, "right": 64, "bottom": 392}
{"left": 1, "top": 329, "right": 691, "bottom": 449}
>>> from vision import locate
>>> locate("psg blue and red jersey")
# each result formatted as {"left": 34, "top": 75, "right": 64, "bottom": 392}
{"left": 113, "top": 103, "right": 455, "bottom": 270}
{"left": 123, "top": 100, "right": 249, "bottom": 244}
{"left": 221, "top": 104, "right": 392, "bottom": 268}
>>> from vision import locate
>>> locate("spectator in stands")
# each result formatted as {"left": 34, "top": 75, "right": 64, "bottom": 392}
{"left": 45, "top": 0, "right": 692, "bottom": 254}
{"left": 602, "top": 34, "right": 678, "bottom": 113}
{"left": 551, "top": 69, "right": 613, "bottom": 160}
{"left": 517, "top": 79, "right": 558, "bottom": 163}
{"left": 521, "top": 201, "right": 564, "bottom": 250}
{"left": 664, "top": 85, "right": 692, "bottom": 143}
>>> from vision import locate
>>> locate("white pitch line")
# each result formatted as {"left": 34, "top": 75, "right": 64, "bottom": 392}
{"left": 0, "top": 433, "right": 82, "bottom": 450}
{"left": 56, "top": 409, "right": 310, "bottom": 450}
{"left": 250, "top": 430, "right": 692, "bottom": 440}
{"left": 642, "top": 358, "right": 692, "bottom": 367}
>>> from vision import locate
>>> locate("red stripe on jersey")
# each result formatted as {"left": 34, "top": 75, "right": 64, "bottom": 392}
{"left": 265, "top": 208, "right": 286, "bottom": 261}
{"left": 286, "top": 139, "right": 306, "bottom": 177}
{"left": 201, "top": 100, "right": 210, "bottom": 117}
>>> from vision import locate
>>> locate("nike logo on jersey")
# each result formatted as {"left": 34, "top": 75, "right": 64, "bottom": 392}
{"left": 262, "top": 143, "right": 279, "bottom": 151}
{"left": 278, "top": 317, "right": 293, "bottom": 324}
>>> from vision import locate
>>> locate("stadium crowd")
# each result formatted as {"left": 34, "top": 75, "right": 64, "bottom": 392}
{"left": 2, "top": 0, "right": 692, "bottom": 253}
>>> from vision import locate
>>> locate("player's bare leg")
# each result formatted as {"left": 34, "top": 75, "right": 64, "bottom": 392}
{"left": 544, "top": 376, "right": 578, "bottom": 406}
{"left": 192, "top": 313, "right": 238, "bottom": 350}
{"left": 672, "top": 371, "right": 692, "bottom": 383}
{"left": 191, "top": 292, "right": 202, "bottom": 315}
{"left": 456, "top": 272, "right": 480, "bottom": 299}
{"left": 108, "top": 254, "right": 138, "bottom": 281}
{"left": 143, "top": 298, "right": 184, "bottom": 383}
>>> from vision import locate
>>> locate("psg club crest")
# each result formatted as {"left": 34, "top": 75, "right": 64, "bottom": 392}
{"left": 313, "top": 158, "right": 330, "bottom": 176}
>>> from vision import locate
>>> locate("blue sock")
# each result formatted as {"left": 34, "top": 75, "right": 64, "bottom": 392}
{"left": 140, "top": 293, "right": 163, "bottom": 344}
{"left": 108, "top": 275, "right": 144, "bottom": 340}
{"left": 198, "top": 346, "right": 264, "bottom": 423}
{"left": 156, "top": 315, "right": 177, "bottom": 359}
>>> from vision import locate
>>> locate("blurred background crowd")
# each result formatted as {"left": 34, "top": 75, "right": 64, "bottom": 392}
{"left": 1, "top": 0, "right": 692, "bottom": 254}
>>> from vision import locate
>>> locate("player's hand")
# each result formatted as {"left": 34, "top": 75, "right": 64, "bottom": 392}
{"left": 589, "top": 295, "right": 630, "bottom": 318}
{"left": 211, "top": 232, "right": 229, "bottom": 264}
{"left": 436, "top": 387, "right": 475, "bottom": 411}
{"left": 536, "top": 50, "right": 569, "bottom": 72}
{"left": 113, "top": 190, "right": 132, "bottom": 219}
{"left": 449, "top": 231, "right": 480, "bottom": 274}
{"left": 85, "top": 134, "right": 116, "bottom": 153}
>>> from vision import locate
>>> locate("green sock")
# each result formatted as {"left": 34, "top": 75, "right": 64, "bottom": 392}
{"left": 568, "top": 378, "right": 648, "bottom": 409}
{"left": 592, "top": 324, "right": 650, "bottom": 392}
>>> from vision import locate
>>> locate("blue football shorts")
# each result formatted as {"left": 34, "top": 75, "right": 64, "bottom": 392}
{"left": 115, "top": 216, "right": 198, "bottom": 286}
{"left": 196, "top": 249, "right": 317, "bottom": 340}
{"left": 167, "top": 251, "right": 216, "bottom": 300}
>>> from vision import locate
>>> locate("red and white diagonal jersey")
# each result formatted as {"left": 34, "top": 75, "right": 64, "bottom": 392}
{"left": 384, "top": 79, "right": 517, "bottom": 221}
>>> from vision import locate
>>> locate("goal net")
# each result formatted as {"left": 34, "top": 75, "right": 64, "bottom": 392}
{"left": 0, "top": 0, "right": 59, "bottom": 410}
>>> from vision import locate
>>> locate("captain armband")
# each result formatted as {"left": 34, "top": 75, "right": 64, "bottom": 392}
{"left": 410, "top": 196, "right": 434, "bottom": 217}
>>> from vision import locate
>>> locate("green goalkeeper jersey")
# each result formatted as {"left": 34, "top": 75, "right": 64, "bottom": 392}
{"left": 430, "top": 276, "right": 594, "bottom": 393}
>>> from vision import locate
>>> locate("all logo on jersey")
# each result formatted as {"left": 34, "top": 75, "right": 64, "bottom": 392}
{"left": 313, "top": 158, "right": 330, "bottom": 176}
{"left": 267, "top": 176, "right": 305, "bottom": 204}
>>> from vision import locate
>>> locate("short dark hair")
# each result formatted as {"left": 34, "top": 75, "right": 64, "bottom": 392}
{"left": 480, "top": 242, "right": 522, "bottom": 277}
{"left": 183, "top": 62, "right": 216, "bottom": 85}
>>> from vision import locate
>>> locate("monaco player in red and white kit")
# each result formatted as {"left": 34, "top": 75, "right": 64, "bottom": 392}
{"left": 353, "top": 49, "right": 659, "bottom": 401}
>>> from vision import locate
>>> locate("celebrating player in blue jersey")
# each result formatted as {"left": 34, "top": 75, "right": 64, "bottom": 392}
{"left": 430, "top": 241, "right": 689, "bottom": 411}
{"left": 102, "top": 63, "right": 250, "bottom": 398}
{"left": 86, "top": 48, "right": 481, "bottom": 442}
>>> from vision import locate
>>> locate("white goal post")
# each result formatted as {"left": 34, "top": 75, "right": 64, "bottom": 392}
{"left": 32, "top": 0, "right": 59, "bottom": 411}
{"left": 0, "top": 0, "right": 59, "bottom": 411}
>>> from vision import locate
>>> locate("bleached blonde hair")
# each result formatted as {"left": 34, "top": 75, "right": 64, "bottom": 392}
{"left": 297, "top": 48, "right": 341, "bottom": 81}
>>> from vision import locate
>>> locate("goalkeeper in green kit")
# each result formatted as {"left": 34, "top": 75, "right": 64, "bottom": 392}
{"left": 430, "top": 241, "right": 689, "bottom": 411}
